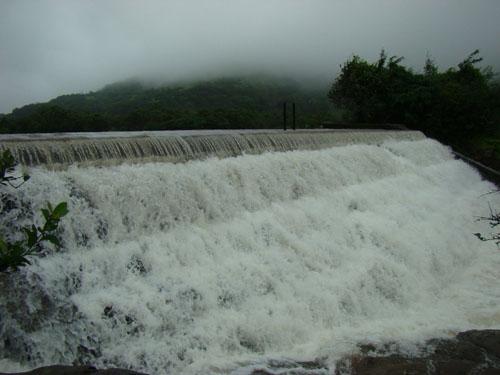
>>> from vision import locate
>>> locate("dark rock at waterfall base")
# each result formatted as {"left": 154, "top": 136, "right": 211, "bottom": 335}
{"left": 248, "top": 359, "right": 328, "bottom": 374}
{"left": 335, "top": 329, "right": 500, "bottom": 375}
{"left": 0, "top": 366, "right": 146, "bottom": 375}
{"left": 457, "top": 330, "right": 500, "bottom": 359}
{"left": 247, "top": 330, "right": 500, "bottom": 375}
{"left": 3, "top": 330, "right": 500, "bottom": 375}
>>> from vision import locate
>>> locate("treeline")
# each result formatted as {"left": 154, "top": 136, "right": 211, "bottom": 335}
{"left": 0, "top": 77, "right": 340, "bottom": 133}
{"left": 328, "top": 50, "right": 500, "bottom": 146}
{"left": 2, "top": 55, "right": 498, "bottom": 144}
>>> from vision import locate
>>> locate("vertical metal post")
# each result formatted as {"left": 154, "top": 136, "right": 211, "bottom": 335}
{"left": 283, "top": 102, "right": 287, "bottom": 131}
{"left": 292, "top": 102, "right": 296, "bottom": 130}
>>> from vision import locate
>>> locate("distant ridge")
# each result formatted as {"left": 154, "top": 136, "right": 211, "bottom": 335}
{"left": 0, "top": 76, "right": 341, "bottom": 134}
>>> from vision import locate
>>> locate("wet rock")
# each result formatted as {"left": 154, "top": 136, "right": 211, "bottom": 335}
{"left": 2, "top": 330, "right": 500, "bottom": 374}
{"left": 457, "top": 330, "right": 500, "bottom": 359}
{"left": 0, "top": 272, "right": 59, "bottom": 364}
{"left": 348, "top": 356, "right": 427, "bottom": 375}
{"left": 479, "top": 369, "right": 500, "bottom": 375}
{"left": 0, "top": 366, "right": 146, "bottom": 375}
{"left": 0, "top": 272, "right": 55, "bottom": 334}
{"left": 336, "top": 329, "right": 500, "bottom": 375}
{"left": 249, "top": 358, "right": 328, "bottom": 374}
{"left": 429, "top": 336, "right": 484, "bottom": 363}
{"left": 103, "top": 306, "right": 115, "bottom": 319}
{"left": 75, "top": 343, "right": 101, "bottom": 364}
{"left": 126, "top": 256, "right": 147, "bottom": 275}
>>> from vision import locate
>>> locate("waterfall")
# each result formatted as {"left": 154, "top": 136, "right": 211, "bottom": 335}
{"left": 0, "top": 129, "right": 423, "bottom": 167}
{"left": 0, "top": 133, "right": 499, "bottom": 374}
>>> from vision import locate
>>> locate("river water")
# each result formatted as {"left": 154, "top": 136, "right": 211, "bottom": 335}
{"left": 1, "top": 137, "right": 499, "bottom": 374}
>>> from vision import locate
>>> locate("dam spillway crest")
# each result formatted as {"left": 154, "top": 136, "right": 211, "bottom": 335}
{"left": 0, "top": 130, "right": 499, "bottom": 374}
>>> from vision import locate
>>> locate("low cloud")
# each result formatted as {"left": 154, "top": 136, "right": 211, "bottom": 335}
{"left": 1, "top": 0, "right": 499, "bottom": 113}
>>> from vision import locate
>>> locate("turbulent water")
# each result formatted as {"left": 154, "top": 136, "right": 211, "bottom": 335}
{"left": 0, "top": 129, "right": 421, "bottom": 167}
{"left": 1, "top": 137, "right": 500, "bottom": 374}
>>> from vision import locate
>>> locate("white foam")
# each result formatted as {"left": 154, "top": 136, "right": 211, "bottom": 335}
{"left": 1, "top": 138, "right": 499, "bottom": 374}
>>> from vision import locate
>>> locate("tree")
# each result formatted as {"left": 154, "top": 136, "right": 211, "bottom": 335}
{"left": 328, "top": 50, "right": 496, "bottom": 144}
{"left": 0, "top": 150, "right": 68, "bottom": 272}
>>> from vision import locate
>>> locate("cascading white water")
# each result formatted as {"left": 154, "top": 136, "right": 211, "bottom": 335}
{"left": 0, "top": 129, "right": 422, "bottom": 167}
{"left": 1, "top": 136, "right": 500, "bottom": 374}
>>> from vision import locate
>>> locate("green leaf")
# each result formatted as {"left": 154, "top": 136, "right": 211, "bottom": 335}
{"left": 45, "top": 219, "right": 59, "bottom": 232}
{"left": 0, "top": 237, "right": 8, "bottom": 253}
{"left": 41, "top": 208, "right": 50, "bottom": 221}
{"left": 22, "top": 225, "right": 38, "bottom": 247}
{"left": 52, "top": 202, "right": 69, "bottom": 219}
{"left": 11, "top": 242, "right": 26, "bottom": 255}
{"left": 43, "top": 234, "right": 61, "bottom": 248}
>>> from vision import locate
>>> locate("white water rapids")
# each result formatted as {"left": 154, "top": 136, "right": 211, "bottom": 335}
{"left": 1, "top": 137, "right": 500, "bottom": 374}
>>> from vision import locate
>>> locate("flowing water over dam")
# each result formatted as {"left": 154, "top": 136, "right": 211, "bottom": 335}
{"left": 1, "top": 130, "right": 500, "bottom": 374}
{"left": 0, "top": 129, "right": 422, "bottom": 167}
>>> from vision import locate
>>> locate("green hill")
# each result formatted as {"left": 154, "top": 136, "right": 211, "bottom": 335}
{"left": 1, "top": 76, "right": 341, "bottom": 133}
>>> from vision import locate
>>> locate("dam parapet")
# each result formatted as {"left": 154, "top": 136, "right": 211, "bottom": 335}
{"left": 0, "top": 129, "right": 424, "bottom": 167}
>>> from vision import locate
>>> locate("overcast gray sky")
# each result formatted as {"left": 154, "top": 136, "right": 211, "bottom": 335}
{"left": 1, "top": 0, "right": 499, "bottom": 114}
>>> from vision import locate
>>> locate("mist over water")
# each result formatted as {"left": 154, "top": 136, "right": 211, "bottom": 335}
{"left": 1, "top": 138, "right": 500, "bottom": 374}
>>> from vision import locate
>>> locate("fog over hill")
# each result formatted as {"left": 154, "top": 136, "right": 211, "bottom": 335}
{"left": 1, "top": 76, "right": 341, "bottom": 133}
{"left": 1, "top": 0, "right": 500, "bottom": 114}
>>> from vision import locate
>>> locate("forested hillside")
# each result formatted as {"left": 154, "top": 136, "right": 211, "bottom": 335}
{"left": 0, "top": 77, "right": 341, "bottom": 133}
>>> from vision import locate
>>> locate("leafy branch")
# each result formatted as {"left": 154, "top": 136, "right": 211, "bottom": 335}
{"left": 0, "top": 149, "right": 30, "bottom": 188}
{"left": 0, "top": 150, "right": 68, "bottom": 272}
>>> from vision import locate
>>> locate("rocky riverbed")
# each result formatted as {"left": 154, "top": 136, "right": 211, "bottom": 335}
{"left": 333, "top": 329, "right": 500, "bottom": 375}
{"left": 2, "top": 330, "right": 499, "bottom": 375}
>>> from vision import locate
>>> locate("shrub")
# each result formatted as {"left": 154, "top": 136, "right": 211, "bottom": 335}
{"left": 0, "top": 150, "right": 68, "bottom": 272}
{"left": 329, "top": 50, "right": 497, "bottom": 144}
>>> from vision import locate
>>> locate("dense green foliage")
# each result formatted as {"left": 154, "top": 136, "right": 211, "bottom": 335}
{"left": 0, "top": 77, "right": 340, "bottom": 133}
{"left": 0, "top": 150, "right": 68, "bottom": 272}
{"left": 329, "top": 50, "right": 499, "bottom": 144}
